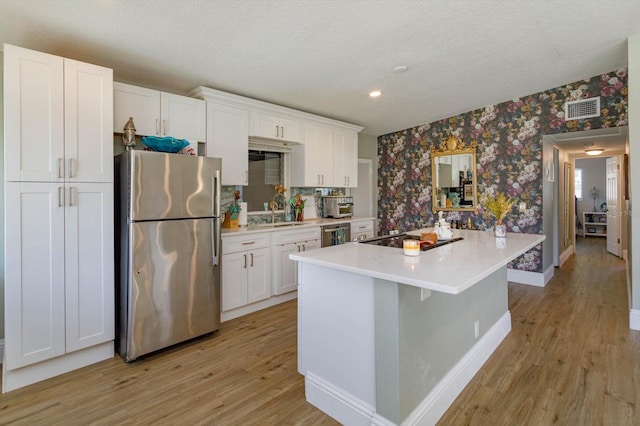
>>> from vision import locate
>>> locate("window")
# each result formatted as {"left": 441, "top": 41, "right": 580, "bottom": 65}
{"left": 240, "top": 150, "right": 286, "bottom": 211}
{"left": 574, "top": 168, "right": 583, "bottom": 200}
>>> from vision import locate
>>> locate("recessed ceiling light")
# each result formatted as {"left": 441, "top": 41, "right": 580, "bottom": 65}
{"left": 369, "top": 90, "right": 382, "bottom": 98}
{"left": 394, "top": 66, "right": 408, "bottom": 73}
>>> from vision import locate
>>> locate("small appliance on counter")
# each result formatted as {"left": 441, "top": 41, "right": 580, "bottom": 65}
{"left": 322, "top": 195, "right": 353, "bottom": 218}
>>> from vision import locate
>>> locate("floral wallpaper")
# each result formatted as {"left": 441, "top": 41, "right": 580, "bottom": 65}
{"left": 378, "top": 69, "right": 628, "bottom": 273}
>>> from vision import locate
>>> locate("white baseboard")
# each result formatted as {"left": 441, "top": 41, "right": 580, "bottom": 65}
{"left": 303, "top": 312, "right": 512, "bottom": 426}
{"left": 221, "top": 291, "right": 297, "bottom": 322}
{"left": 3, "top": 342, "right": 113, "bottom": 393}
{"left": 630, "top": 309, "right": 640, "bottom": 331}
{"left": 559, "top": 245, "right": 574, "bottom": 267}
{"left": 403, "top": 311, "right": 512, "bottom": 425}
{"left": 305, "top": 371, "right": 383, "bottom": 425}
{"left": 507, "top": 265, "right": 554, "bottom": 287}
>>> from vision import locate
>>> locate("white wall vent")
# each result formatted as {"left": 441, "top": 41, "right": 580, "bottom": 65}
{"left": 564, "top": 97, "right": 601, "bottom": 121}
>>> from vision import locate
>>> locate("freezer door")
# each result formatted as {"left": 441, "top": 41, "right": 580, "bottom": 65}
{"left": 125, "top": 218, "right": 220, "bottom": 361}
{"left": 128, "top": 150, "right": 222, "bottom": 220}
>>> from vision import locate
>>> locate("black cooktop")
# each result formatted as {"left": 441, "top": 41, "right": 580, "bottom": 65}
{"left": 359, "top": 233, "right": 463, "bottom": 251}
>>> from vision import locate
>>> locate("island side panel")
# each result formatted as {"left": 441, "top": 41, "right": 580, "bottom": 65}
{"left": 297, "top": 262, "right": 377, "bottom": 423}
{"left": 396, "top": 266, "right": 509, "bottom": 422}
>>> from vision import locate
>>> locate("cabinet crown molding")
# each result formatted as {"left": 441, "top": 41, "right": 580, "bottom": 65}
{"left": 190, "top": 86, "right": 363, "bottom": 133}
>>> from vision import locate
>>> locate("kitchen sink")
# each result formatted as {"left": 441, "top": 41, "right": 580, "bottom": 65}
{"left": 272, "top": 222, "right": 305, "bottom": 227}
{"left": 256, "top": 222, "right": 305, "bottom": 228}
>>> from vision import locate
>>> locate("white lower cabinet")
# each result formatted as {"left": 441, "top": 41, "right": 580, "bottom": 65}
{"left": 272, "top": 227, "right": 321, "bottom": 295}
{"left": 5, "top": 182, "right": 114, "bottom": 370}
{"left": 350, "top": 219, "right": 375, "bottom": 241}
{"left": 221, "top": 234, "right": 271, "bottom": 312}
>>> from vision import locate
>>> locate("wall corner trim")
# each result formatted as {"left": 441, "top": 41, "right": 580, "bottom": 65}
{"left": 507, "top": 266, "right": 554, "bottom": 287}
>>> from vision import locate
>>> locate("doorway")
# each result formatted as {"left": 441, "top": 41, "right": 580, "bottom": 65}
{"left": 546, "top": 126, "right": 628, "bottom": 267}
{"left": 352, "top": 159, "right": 373, "bottom": 217}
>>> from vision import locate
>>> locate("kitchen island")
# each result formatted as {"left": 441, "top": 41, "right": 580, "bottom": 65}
{"left": 290, "top": 229, "right": 545, "bottom": 425}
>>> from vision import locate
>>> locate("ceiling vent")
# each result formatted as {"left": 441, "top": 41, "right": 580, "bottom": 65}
{"left": 564, "top": 97, "right": 601, "bottom": 121}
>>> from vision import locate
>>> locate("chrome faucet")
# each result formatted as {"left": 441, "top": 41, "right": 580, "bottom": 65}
{"left": 271, "top": 193, "right": 288, "bottom": 224}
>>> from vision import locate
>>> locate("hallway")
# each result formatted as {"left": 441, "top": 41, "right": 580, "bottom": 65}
{"left": 440, "top": 237, "right": 637, "bottom": 424}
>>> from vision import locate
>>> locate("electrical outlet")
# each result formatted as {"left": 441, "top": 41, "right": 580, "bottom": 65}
{"left": 519, "top": 202, "right": 526, "bottom": 213}
{"left": 474, "top": 320, "right": 480, "bottom": 338}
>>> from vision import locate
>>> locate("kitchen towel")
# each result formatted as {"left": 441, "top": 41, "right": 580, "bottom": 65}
{"left": 238, "top": 202, "right": 248, "bottom": 226}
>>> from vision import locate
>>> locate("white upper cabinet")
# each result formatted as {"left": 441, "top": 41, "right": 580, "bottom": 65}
{"left": 114, "top": 82, "right": 206, "bottom": 142}
{"left": 160, "top": 92, "right": 206, "bottom": 142}
{"left": 251, "top": 111, "right": 302, "bottom": 144}
{"left": 290, "top": 123, "right": 334, "bottom": 187}
{"left": 113, "top": 83, "right": 160, "bottom": 136}
{"left": 4, "top": 45, "right": 113, "bottom": 184}
{"left": 333, "top": 128, "right": 358, "bottom": 188}
{"left": 191, "top": 86, "right": 363, "bottom": 188}
{"left": 64, "top": 59, "right": 114, "bottom": 183}
{"left": 206, "top": 101, "right": 249, "bottom": 186}
{"left": 4, "top": 45, "right": 65, "bottom": 182}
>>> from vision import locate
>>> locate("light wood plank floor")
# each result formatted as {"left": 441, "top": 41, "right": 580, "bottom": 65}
{"left": 440, "top": 237, "right": 637, "bottom": 425}
{"left": 0, "top": 237, "right": 636, "bottom": 425}
{"left": 0, "top": 301, "right": 338, "bottom": 425}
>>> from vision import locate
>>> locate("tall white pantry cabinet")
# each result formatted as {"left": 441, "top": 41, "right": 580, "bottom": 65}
{"left": 3, "top": 44, "right": 114, "bottom": 392}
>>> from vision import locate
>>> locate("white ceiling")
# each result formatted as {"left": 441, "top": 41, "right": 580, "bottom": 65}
{"left": 2, "top": 0, "right": 640, "bottom": 137}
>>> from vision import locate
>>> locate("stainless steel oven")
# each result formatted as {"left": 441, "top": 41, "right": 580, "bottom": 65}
{"left": 321, "top": 223, "right": 351, "bottom": 247}
{"left": 322, "top": 196, "right": 353, "bottom": 218}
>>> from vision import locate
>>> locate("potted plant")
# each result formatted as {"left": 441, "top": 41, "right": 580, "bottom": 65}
{"left": 289, "top": 194, "right": 306, "bottom": 222}
{"left": 482, "top": 192, "right": 514, "bottom": 238}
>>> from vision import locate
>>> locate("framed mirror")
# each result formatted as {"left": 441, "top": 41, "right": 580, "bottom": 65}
{"left": 431, "top": 135, "right": 478, "bottom": 212}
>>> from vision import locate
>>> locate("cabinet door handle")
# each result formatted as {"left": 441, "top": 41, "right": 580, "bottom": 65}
{"left": 321, "top": 175, "right": 324, "bottom": 185}
{"left": 68, "top": 158, "right": 75, "bottom": 179}
{"left": 68, "top": 186, "right": 76, "bottom": 206}
{"left": 317, "top": 175, "right": 321, "bottom": 185}
{"left": 302, "top": 244, "right": 306, "bottom": 252}
{"left": 275, "top": 125, "right": 279, "bottom": 138}
{"left": 297, "top": 245, "right": 301, "bottom": 252}
{"left": 280, "top": 126, "right": 284, "bottom": 138}
{"left": 162, "top": 119, "right": 167, "bottom": 135}
{"left": 155, "top": 119, "right": 160, "bottom": 135}
{"left": 242, "top": 241, "right": 256, "bottom": 245}
{"left": 245, "top": 170, "right": 248, "bottom": 185}
{"left": 243, "top": 254, "right": 247, "bottom": 268}
{"left": 58, "top": 158, "right": 64, "bottom": 179}
{"left": 250, "top": 253, "right": 254, "bottom": 267}
{"left": 58, "top": 186, "right": 64, "bottom": 207}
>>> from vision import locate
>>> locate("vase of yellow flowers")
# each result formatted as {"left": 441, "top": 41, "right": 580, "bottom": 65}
{"left": 482, "top": 192, "right": 515, "bottom": 238}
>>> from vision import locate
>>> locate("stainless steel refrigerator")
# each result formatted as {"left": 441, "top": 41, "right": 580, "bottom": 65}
{"left": 115, "top": 150, "right": 222, "bottom": 361}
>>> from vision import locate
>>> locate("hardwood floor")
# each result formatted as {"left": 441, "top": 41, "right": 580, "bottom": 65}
{"left": 439, "top": 237, "right": 637, "bottom": 425}
{"left": 0, "top": 237, "right": 636, "bottom": 425}
{"left": 0, "top": 301, "right": 338, "bottom": 425}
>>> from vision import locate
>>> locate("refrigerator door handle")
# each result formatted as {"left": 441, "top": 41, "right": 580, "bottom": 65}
{"left": 212, "top": 169, "right": 222, "bottom": 266}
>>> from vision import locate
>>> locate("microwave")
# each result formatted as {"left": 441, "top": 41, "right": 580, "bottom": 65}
{"left": 322, "top": 196, "right": 353, "bottom": 218}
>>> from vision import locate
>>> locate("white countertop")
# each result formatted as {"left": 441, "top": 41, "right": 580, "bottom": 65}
{"left": 289, "top": 229, "right": 545, "bottom": 294}
{"left": 221, "top": 216, "right": 375, "bottom": 237}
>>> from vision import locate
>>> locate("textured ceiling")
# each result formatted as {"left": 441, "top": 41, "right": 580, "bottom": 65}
{"left": 1, "top": 0, "right": 640, "bottom": 137}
